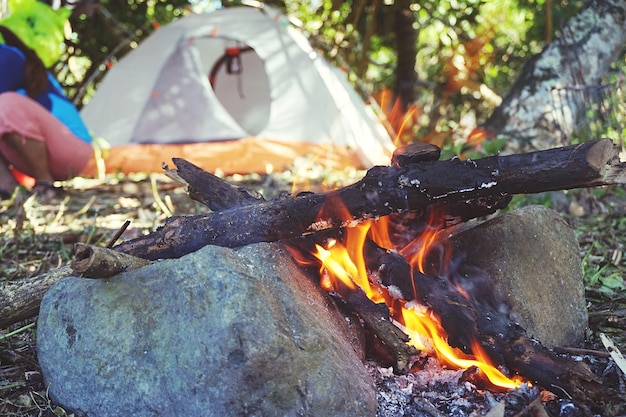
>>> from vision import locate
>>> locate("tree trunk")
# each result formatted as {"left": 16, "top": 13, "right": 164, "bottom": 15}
{"left": 482, "top": 0, "right": 626, "bottom": 153}
{"left": 393, "top": 0, "right": 418, "bottom": 108}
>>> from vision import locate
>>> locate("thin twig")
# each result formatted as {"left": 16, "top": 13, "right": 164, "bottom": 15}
{"left": 552, "top": 346, "right": 611, "bottom": 359}
{"left": 106, "top": 220, "right": 131, "bottom": 248}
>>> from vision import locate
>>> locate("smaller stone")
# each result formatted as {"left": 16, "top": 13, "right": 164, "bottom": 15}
{"left": 449, "top": 205, "right": 588, "bottom": 347}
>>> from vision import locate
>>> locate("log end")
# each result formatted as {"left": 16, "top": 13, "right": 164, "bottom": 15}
{"left": 585, "top": 138, "right": 619, "bottom": 172}
{"left": 392, "top": 143, "right": 441, "bottom": 167}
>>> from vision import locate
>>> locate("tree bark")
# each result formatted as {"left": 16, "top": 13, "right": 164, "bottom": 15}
{"left": 163, "top": 159, "right": 264, "bottom": 211}
{"left": 71, "top": 243, "right": 151, "bottom": 278}
{"left": 482, "top": 0, "right": 626, "bottom": 152}
{"left": 114, "top": 139, "right": 626, "bottom": 260}
{"left": 393, "top": 0, "right": 418, "bottom": 108}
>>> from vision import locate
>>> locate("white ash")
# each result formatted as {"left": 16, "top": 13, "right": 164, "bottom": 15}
{"left": 368, "top": 358, "right": 543, "bottom": 417}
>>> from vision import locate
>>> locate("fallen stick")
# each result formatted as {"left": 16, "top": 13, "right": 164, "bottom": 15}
{"left": 71, "top": 243, "right": 151, "bottom": 279}
{"left": 0, "top": 266, "right": 73, "bottom": 329}
{"left": 0, "top": 244, "right": 151, "bottom": 329}
{"left": 114, "top": 139, "right": 626, "bottom": 260}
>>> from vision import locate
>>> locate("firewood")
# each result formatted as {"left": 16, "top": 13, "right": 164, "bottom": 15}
{"left": 0, "top": 266, "right": 73, "bottom": 329}
{"left": 71, "top": 243, "right": 151, "bottom": 278}
{"left": 341, "top": 288, "right": 419, "bottom": 371}
{"left": 164, "top": 161, "right": 420, "bottom": 371}
{"left": 392, "top": 142, "right": 441, "bottom": 166}
{"left": 114, "top": 139, "right": 626, "bottom": 260}
{"left": 364, "top": 239, "right": 607, "bottom": 411}
{"left": 163, "top": 158, "right": 264, "bottom": 210}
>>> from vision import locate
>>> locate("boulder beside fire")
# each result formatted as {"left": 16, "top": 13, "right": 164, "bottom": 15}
{"left": 36, "top": 243, "right": 376, "bottom": 417}
{"left": 449, "top": 204, "right": 588, "bottom": 347}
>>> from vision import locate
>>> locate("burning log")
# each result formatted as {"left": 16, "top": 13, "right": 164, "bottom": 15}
{"left": 114, "top": 139, "right": 626, "bottom": 260}
{"left": 364, "top": 240, "right": 606, "bottom": 407}
{"left": 156, "top": 144, "right": 618, "bottom": 410}
{"left": 165, "top": 158, "right": 421, "bottom": 371}
{"left": 153, "top": 149, "right": 614, "bottom": 410}
{"left": 338, "top": 288, "right": 419, "bottom": 371}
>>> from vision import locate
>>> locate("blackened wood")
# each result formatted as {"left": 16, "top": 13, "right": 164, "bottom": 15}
{"left": 392, "top": 142, "right": 441, "bottom": 166}
{"left": 167, "top": 159, "right": 423, "bottom": 371}
{"left": 364, "top": 239, "right": 606, "bottom": 409}
{"left": 341, "top": 289, "right": 418, "bottom": 371}
{"left": 502, "top": 338, "right": 608, "bottom": 413}
{"left": 164, "top": 158, "right": 264, "bottom": 211}
{"left": 114, "top": 139, "right": 625, "bottom": 260}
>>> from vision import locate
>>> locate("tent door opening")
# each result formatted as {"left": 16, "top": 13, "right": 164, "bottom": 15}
{"left": 197, "top": 38, "right": 271, "bottom": 137}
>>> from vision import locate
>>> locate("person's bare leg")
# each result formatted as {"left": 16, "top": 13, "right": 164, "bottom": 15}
{"left": 2, "top": 132, "right": 55, "bottom": 183}
{"left": 0, "top": 152, "right": 19, "bottom": 197}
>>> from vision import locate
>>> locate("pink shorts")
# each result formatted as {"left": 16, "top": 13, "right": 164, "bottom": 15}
{"left": 0, "top": 92, "right": 93, "bottom": 180}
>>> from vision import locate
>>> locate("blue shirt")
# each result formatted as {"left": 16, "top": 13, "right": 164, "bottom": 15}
{"left": 0, "top": 43, "right": 92, "bottom": 143}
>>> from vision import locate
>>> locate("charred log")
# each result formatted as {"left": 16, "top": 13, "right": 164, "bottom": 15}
{"left": 163, "top": 158, "right": 265, "bottom": 211}
{"left": 364, "top": 239, "right": 607, "bottom": 410}
{"left": 340, "top": 288, "right": 418, "bottom": 372}
{"left": 114, "top": 139, "right": 626, "bottom": 260}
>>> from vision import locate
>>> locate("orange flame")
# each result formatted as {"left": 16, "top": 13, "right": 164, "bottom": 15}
{"left": 373, "top": 87, "right": 421, "bottom": 147}
{"left": 303, "top": 200, "right": 524, "bottom": 389}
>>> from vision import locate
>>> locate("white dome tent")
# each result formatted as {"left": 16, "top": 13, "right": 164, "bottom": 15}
{"left": 80, "top": 4, "right": 395, "bottom": 175}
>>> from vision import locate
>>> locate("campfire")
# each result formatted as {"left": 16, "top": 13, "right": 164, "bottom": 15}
{"left": 292, "top": 205, "right": 527, "bottom": 391}
{"left": 4, "top": 139, "right": 624, "bottom": 415}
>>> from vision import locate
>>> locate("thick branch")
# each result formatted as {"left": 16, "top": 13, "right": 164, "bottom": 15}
{"left": 114, "top": 140, "right": 625, "bottom": 260}
{"left": 71, "top": 243, "right": 151, "bottom": 278}
{"left": 0, "top": 266, "right": 73, "bottom": 329}
{"left": 164, "top": 158, "right": 264, "bottom": 211}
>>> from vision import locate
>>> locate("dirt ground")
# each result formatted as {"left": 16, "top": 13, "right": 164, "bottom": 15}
{"left": 1, "top": 167, "right": 625, "bottom": 416}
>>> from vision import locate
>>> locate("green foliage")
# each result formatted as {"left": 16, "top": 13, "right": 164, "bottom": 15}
{"left": 566, "top": 67, "right": 626, "bottom": 148}
{"left": 411, "top": 0, "right": 581, "bottom": 143}
{"left": 60, "top": 0, "right": 190, "bottom": 105}
{"left": 287, "top": 0, "right": 587, "bottom": 161}
{"left": 581, "top": 239, "right": 626, "bottom": 294}
{"left": 438, "top": 136, "right": 507, "bottom": 160}
{"left": 58, "top": 0, "right": 619, "bottom": 161}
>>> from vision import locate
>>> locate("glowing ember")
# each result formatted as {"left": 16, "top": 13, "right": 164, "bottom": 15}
{"left": 300, "top": 200, "right": 524, "bottom": 389}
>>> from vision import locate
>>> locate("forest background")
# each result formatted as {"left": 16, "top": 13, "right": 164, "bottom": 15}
{"left": 25, "top": 0, "right": 626, "bottom": 317}
{"left": 0, "top": 1, "right": 625, "bottom": 415}
{"left": 61, "top": 0, "right": 624, "bottom": 156}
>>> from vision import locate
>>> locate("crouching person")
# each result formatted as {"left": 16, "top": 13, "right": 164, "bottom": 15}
{"left": 0, "top": 26, "right": 93, "bottom": 199}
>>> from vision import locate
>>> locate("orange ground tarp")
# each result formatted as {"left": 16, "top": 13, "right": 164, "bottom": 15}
{"left": 79, "top": 137, "right": 372, "bottom": 177}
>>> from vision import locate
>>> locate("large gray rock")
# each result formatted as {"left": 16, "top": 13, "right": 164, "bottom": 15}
{"left": 450, "top": 205, "right": 588, "bottom": 347}
{"left": 37, "top": 243, "right": 376, "bottom": 417}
